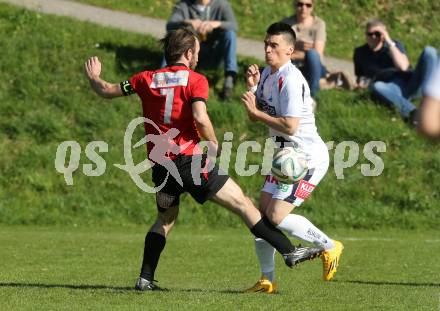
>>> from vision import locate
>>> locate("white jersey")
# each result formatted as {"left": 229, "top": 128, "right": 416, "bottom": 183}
{"left": 425, "top": 62, "right": 440, "bottom": 100}
{"left": 256, "top": 61, "right": 328, "bottom": 168}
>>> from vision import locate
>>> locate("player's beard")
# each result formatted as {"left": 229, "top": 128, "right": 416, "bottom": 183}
{"left": 189, "top": 54, "right": 198, "bottom": 70}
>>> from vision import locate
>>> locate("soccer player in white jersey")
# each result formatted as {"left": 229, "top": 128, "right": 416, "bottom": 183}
{"left": 241, "top": 23, "right": 344, "bottom": 293}
{"left": 420, "top": 61, "right": 440, "bottom": 138}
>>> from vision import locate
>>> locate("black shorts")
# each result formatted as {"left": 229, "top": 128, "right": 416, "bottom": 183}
{"left": 152, "top": 154, "right": 229, "bottom": 206}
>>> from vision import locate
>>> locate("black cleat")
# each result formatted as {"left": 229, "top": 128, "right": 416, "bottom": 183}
{"left": 134, "top": 278, "right": 167, "bottom": 291}
{"left": 284, "top": 246, "right": 325, "bottom": 268}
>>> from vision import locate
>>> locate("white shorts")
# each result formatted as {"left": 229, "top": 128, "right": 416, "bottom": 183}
{"left": 261, "top": 159, "right": 329, "bottom": 207}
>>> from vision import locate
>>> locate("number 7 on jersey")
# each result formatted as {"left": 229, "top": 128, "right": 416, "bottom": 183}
{"left": 160, "top": 88, "right": 175, "bottom": 124}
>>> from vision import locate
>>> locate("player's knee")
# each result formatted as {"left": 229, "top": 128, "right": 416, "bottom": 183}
{"left": 156, "top": 192, "right": 180, "bottom": 212}
{"left": 265, "top": 209, "right": 283, "bottom": 226}
{"left": 227, "top": 187, "right": 248, "bottom": 210}
{"left": 158, "top": 212, "right": 177, "bottom": 226}
{"left": 155, "top": 215, "right": 176, "bottom": 236}
{"left": 162, "top": 220, "right": 176, "bottom": 234}
{"left": 234, "top": 196, "right": 257, "bottom": 218}
{"left": 155, "top": 193, "right": 179, "bottom": 232}
{"left": 258, "top": 201, "right": 268, "bottom": 214}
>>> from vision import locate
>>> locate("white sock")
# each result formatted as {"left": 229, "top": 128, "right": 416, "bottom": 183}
{"left": 277, "top": 214, "right": 335, "bottom": 250}
{"left": 254, "top": 238, "right": 276, "bottom": 282}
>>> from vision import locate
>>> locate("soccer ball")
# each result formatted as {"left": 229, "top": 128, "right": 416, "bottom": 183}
{"left": 271, "top": 147, "right": 308, "bottom": 184}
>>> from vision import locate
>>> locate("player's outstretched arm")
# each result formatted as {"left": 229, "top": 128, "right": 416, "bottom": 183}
{"left": 84, "top": 56, "right": 123, "bottom": 99}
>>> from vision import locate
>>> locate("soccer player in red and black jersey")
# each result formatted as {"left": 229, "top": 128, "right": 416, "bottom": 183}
{"left": 84, "top": 28, "right": 323, "bottom": 291}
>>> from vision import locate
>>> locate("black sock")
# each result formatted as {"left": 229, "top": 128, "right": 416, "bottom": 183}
{"left": 140, "top": 232, "right": 166, "bottom": 281}
{"left": 250, "top": 217, "right": 295, "bottom": 254}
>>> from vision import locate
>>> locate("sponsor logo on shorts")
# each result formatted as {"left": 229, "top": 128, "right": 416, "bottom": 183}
{"left": 277, "top": 183, "right": 290, "bottom": 192}
{"left": 294, "top": 180, "right": 316, "bottom": 200}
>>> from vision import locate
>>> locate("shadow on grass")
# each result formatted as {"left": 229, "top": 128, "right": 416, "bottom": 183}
{"left": 0, "top": 282, "right": 132, "bottom": 291}
{"left": 99, "top": 42, "right": 163, "bottom": 74}
{"left": 95, "top": 42, "right": 265, "bottom": 101}
{"left": 336, "top": 280, "right": 440, "bottom": 288}
{"left": 0, "top": 282, "right": 245, "bottom": 294}
{"left": 97, "top": 42, "right": 225, "bottom": 96}
{"left": 95, "top": 42, "right": 267, "bottom": 104}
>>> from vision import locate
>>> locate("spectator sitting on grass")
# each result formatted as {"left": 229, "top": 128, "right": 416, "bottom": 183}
{"left": 166, "top": 0, "right": 238, "bottom": 101}
{"left": 353, "top": 19, "right": 438, "bottom": 125}
{"left": 281, "top": 0, "right": 328, "bottom": 98}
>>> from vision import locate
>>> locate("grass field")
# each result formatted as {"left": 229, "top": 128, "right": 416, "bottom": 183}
{"left": 73, "top": 0, "right": 440, "bottom": 62}
{"left": 0, "top": 3, "right": 440, "bottom": 310}
{"left": 1, "top": 3, "right": 440, "bottom": 229}
{"left": 0, "top": 226, "right": 439, "bottom": 310}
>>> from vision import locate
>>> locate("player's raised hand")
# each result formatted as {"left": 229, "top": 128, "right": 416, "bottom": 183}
{"left": 376, "top": 25, "right": 391, "bottom": 43}
{"left": 84, "top": 56, "right": 102, "bottom": 80}
{"left": 246, "top": 64, "right": 260, "bottom": 88}
{"left": 241, "top": 91, "right": 260, "bottom": 121}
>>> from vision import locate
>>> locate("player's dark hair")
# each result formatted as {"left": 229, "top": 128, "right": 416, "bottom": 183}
{"left": 266, "top": 22, "right": 297, "bottom": 46}
{"left": 161, "top": 28, "right": 199, "bottom": 65}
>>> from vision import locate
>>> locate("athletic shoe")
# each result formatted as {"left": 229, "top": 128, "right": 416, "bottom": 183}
{"left": 220, "top": 75, "right": 234, "bottom": 101}
{"left": 284, "top": 246, "right": 324, "bottom": 268}
{"left": 134, "top": 277, "right": 166, "bottom": 291}
{"left": 321, "top": 240, "right": 344, "bottom": 281}
{"left": 408, "top": 109, "right": 419, "bottom": 128}
{"left": 245, "top": 276, "right": 277, "bottom": 294}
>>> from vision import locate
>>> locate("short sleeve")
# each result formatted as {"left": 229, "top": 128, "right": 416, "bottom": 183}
{"left": 424, "top": 63, "right": 440, "bottom": 100}
{"left": 129, "top": 72, "right": 146, "bottom": 94}
{"left": 279, "top": 74, "right": 304, "bottom": 117}
{"left": 190, "top": 75, "right": 209, "bottom": 103}
{"left": 315, "top": 18, "right": 326, "bottom": 42}
{"left": 394, "top": 40, "right": 406, "bottom": 55}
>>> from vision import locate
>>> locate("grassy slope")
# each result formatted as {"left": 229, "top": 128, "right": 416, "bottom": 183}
{"left": 0, "top": 4, "right": 440, "bottom": 228}
{"left": 72, "top": 0, "right": 440, "bottom": 61}
{"left": 0, "top": 226, "right": 439, "bottom": 310}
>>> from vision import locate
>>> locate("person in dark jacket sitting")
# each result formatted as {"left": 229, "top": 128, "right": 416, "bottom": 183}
{"left": 353, "top": 19, "right": 438, "bottom": 124}
{"left": 166, "top": 0, "right": 238, "bottom": 101}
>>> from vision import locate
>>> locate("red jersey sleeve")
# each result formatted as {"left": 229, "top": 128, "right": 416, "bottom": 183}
{"left": 128, "top": 72, "right": 146, "bottom": 94}
{"left": 190, "top": 74, "right": 209, "bottom": 103}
